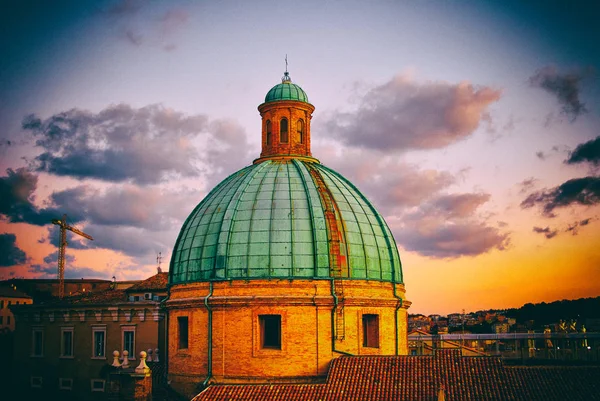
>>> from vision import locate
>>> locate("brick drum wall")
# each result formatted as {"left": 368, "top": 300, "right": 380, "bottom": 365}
{"left": 167, "top": 279, "right": 409, "bottom": 395}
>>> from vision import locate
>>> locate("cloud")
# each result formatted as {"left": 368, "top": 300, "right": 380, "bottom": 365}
{"left": 392, "top": 193, "right": 509, "bottom": 258}
{"left": 43, "top": 184, "right": 197, "bottom": 231}
{"left": 125, "top": 29, "right": 143, "bottom": 46}
{"left": 532, "top": 226, "right": 558, "bottom": 239}
{"left": 106, "top": 2, "right": 189, "bottom": 51}
{"left": 30, "top": 253, "right": 104, "bottom": 279}
{"left": 518, "top": 177, "right": 539, "bottom": 194}
{"left": 82, "top": 224, "right": 171, "bottom": 258}
{"left": 0, "top": 233, "right": 28, "bottom": 267}
{"left": 22, "top": 104, "right": 251, "bottom": 185}
{"left": 566, "top": 136, "right": 600, "bottom": 167}
{"left": 430, "top": 193, "right": 491, "bottom": 218}
{"left": 317, "top": 147, "right": 455, "bottom": 212}
{"left": 536, "top": 151, "right": 546, "bottom": 160}
{"left": 320, "top": 75, "right": 501, "bottom": 151}
{"left": 315, "top": 146, "right": 507, "bottom": 258}
{"left": 565, "top": 218, "right": 593, "bottom": 236}
{"left": 520, "top": 176, "right": 600, "bottom": 217}
{"left": 529, "top": 66, "right": 593, "bottom": 121}
{"left": 43, "top": 252, "right": 76, "bottom": 265}
{"left": 0, "top": 168, "right": 65, "bottom": 225}
{"left": 107, "top": 0, "right": 146, "bottom": 16}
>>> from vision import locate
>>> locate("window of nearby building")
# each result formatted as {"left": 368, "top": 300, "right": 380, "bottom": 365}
{"left": 266, "top": 120, "right": 272, "bottom": 145}
{"left": 59, "top": 378, "right": 73, "bottom": 390}
{"left": 92, "top": 327, "right": 106, "bottom": 358}
{"left": 178, "top": 316, "right": 189, "bottom": 349}
{"left": 0, "top": 316, "right": 3, "bottom": 325}
{"left": 0, "top": 300, "right": 4, "bottom": 308}
{"left": 122, "top": 326, "right": 136, "bottom": 358}
{"left": 8, "top": 301, "right": 11, "bottom": 306}
{"left": 259, "top": 315, "right": 281, "bottom": 349}
{"left": 91, "top": 379, "right": 105, "bottom": 392}
{"left": 362, "top": 314, "right": 379, "bottom": 348}
{"left": 7, "top": 316, "right": 10, "bottom": 325}
{"left": 144, "top": 293, "right": 152, "bottom": 300}
{"left": 30, "top": 377, "right": 42, "bottom": 388}
{"left": 32, "top": 328, "right": 44, "bottom": 357}
{"left": 16, "top": 301, "right": 20, "bottom": 305}
{"left": 297, "top": 119, "right": 304, "bottom": 144}
{"left": 60, "top": 327, "right": 74, "bottom": 357}
{"left": 280, "top": 118, "right": 288, "bottom": 143}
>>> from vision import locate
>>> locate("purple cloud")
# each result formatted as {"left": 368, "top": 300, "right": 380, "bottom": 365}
{"left": 321, "top": 75, "right": 501, "bottom": 151}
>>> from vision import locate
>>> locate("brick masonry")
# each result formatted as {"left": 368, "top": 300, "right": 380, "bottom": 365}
{"left": 257, "top": 100, "right": 315, "bottom": 159}
{"left": 166, "top": 279, "right": 409, "bottom": 394}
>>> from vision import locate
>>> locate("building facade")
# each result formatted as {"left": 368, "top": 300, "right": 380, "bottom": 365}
{"left": 166, "top": 71, "right": 410, "bottom": 398}
{"left": 10, "top": 273, "right": 167, "bottom": 400}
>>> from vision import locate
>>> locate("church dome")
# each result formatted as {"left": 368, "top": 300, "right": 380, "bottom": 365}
{"left": 169, "top": 159, "right": 402, "bottom": 284}
{"left": 263, "top": 72, "right": 310, "bottom": 104}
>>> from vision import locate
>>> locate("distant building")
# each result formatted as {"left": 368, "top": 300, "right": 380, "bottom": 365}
{"left": 492, "top": 321, "right": 511, "bottom": 334}
{"left": 10, "top": 272, "right": 167, "bottom": 400}
{"left": 0, "top": 284, "right": 32, "bottom": 331}
{"left": 408, "top": 330, "right": 486, "bottom": 357}
{"left": 3, "top": 278, "right": 119, "bottom": 302}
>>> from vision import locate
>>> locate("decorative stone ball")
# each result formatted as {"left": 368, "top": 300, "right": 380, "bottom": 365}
{"left": 123, "top": 350, "right": 129, "bottom": 357}
{"left": 113, "top": 350, "right": 120, "bottom": 357}
{"left": 140, "top": 351, "right": 147, "bottom": 359}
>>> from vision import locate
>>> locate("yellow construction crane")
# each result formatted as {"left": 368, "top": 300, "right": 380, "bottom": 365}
{"left": 51, "top": 214, "right": 93, "bottom": 299}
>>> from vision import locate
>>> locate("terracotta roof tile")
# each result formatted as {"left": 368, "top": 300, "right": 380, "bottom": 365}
{"left": 191, "top": 350, "right": 600, "bottom": 401}
{"left": 126, "top": 272, "right": 168, "bottom": 292}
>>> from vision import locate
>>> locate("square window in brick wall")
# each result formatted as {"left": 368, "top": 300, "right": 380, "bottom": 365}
{"left": 259, "top": 315, "right": 281, "bottom": 349}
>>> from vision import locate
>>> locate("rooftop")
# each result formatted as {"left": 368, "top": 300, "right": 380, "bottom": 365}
{"left": 192, "top": 350, "right": 600, "bottom": 401}
{"left": 263, "top": 72, "right": 310, "bottom": 104}
{"left": 126, "top": 272, "right": 168, "bottom": 292}
{"left": 0, "top": 285, "right": 31, "bottom": 299}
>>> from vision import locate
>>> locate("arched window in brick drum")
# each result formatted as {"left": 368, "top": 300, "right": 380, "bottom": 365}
{"left": 297, "top": 119, "right": 304, "bottom": 144}
{"left": 266, "top": 120, "right": 272, "bottom": 145}
{"left": 280, "top": 118, "right": 288, "bottom": 143}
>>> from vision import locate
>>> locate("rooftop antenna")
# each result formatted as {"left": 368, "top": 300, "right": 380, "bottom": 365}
{"left": 157, "top": 252, "right": 163, "bottom": 273}
{"left": 282, "top": 54, "right": 291, "bottom": 83}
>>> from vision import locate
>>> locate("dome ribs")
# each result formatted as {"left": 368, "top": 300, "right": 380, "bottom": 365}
{"left": 170, "top": 161, "right": 403, "bottom": 283}
{"left": 217, "top": 161, "right": 270, "bottom": 279}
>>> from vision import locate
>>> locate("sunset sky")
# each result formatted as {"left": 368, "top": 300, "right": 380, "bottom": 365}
{"left": 1, "top": 0, "right": 599, "bottom": 315}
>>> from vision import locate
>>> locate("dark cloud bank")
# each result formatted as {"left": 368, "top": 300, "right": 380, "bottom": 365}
{"left": 0, "top": 233, "right": 28, "bottom": 267}
{"left": 566, "top": 136, "right": 600, "bottom": 167}
{"left": 521, "top": 176, "right": 600, "bottom": 217}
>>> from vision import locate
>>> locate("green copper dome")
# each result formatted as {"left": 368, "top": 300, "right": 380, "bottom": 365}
{"left": 169, "top": 159, "right": 402, "bottom": 284}
{"left": 264, "top": 72, "right": 309, "bottom": 104}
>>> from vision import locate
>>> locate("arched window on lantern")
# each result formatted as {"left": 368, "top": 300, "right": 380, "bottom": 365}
{"left": 297, "top": 119, "right": 304, "bottom": 144}
{"left": 280, "top": 118, "right": 288, "bottom": 143}
{"left": 266, "top": 120, "right": 272, "bottom": 145}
